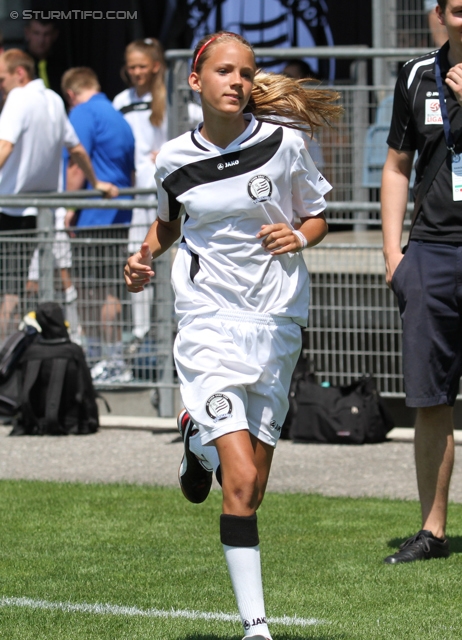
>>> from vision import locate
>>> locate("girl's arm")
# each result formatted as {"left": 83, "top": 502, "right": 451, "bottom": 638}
{"left": 256, "top": 213, "right": 328, "bottom": 255}
{"left": 124, "top": 217, "right": 182, "bottom": 292}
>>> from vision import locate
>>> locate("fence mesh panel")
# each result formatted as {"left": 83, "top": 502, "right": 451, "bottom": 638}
{"left": 0, "top": 226, "right": 174, "bottom": 393}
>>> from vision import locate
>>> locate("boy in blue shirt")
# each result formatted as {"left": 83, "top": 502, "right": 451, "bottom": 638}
{"left": 62, "top": 67, "right": 136, "bottom": 382}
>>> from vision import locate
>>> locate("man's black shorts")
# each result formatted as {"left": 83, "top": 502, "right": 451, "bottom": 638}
{"left": 392, "top": 240, "right": 462, "bottom": 407}
{"left": 0, "top": 213, "right": 36, "bottom": 297}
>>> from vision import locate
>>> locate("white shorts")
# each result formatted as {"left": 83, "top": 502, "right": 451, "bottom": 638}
{"left": 174, "top": 309, "right": 302, "bottom": 448}
{"left": 27, "top": 208, "right": 72, "bottom": 280}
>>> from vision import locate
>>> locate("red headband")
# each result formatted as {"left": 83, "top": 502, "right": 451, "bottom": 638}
{"left": 193, "top": 36, "right": 219, "bottom": 72}
{"left": 193, "top": 33, "right": 240, "bottom": 72}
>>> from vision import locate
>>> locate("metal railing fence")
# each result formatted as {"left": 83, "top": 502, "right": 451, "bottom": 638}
{"left": 0, "top": 198, "right": 405, "bottom": 405}
{"left": 0, "top": 190, "right": 174, "bottom": 417}
{"left": 304, "top": 240, "right": 404, "bottom": 396}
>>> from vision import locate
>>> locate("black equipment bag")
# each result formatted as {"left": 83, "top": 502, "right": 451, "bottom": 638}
{"left": 10, "top": 302, "right": 101, "bottom": 436}
{"left": 285, "top": 372, "right": 394, "bottom": 445}
{"left": 0, "top": 325, "right": 38, "bottom": 417}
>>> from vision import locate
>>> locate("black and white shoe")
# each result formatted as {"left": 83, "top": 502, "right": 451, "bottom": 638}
{"left": 384, "top": 529, "right": 450, "bottom": 564}
{"left": 177, "top": 410, "right": 212, "bottom": 504}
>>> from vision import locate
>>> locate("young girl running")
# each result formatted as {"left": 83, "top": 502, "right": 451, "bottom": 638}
{"left": 125, "top": 31, "right": 341, "bottom": 640}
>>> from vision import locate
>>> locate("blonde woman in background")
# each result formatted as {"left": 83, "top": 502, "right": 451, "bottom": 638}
{"left": 113, "top": 38, "right": 201, "bottom": 346}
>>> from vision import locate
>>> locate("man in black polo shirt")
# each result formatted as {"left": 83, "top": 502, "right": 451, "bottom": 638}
{"left": 381, "top": 0, "right": 462, "bottom": 564}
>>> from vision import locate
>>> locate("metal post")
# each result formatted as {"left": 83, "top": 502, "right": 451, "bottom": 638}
{"left": 154, "top": 249, "right": 174, "bottom": 417}
{"left": 167, "top": 58, "right": 192, "bottom": 140}
{"left": 351, "top": 63, "right": 370, "bottom": 231}
{"left": 372, "top": 0, "right": 398, "bottom": 90}
{"left": 37, "top": 207, "right": 54, "bottom": 302}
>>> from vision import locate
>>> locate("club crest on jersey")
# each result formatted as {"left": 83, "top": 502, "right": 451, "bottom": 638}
{"left": 248, "top": 175, "right": 272, "bottom": 202}
{"left": 206, "top": 394, "right": 233, "bottom": 422}
{"left": 217, "top": 159, "right": 239, "bottom": 170}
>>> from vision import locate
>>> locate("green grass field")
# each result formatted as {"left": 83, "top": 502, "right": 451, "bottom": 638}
{"left": 0, "top": 480, "right": 461, "bottom": 640}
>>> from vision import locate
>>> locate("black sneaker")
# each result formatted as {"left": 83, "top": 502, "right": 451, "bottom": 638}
{"left": 177, "top": 410, "right": 212, "bottom": 504}
{"left": 384, "top": 529, "right": 450, "bottom": 564}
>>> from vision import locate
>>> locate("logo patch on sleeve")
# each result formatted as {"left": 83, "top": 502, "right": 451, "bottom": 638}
{"left": 206, "top": 394, "right": 233, "bottom": 422}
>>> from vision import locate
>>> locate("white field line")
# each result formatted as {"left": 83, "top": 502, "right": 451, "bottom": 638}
{"left": 0, "top": 596, "right": 323, "bottom": 627}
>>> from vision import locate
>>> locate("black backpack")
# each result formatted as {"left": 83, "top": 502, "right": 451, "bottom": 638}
{"left": 10, "top": 302, "right": 101, "bottom": 436}
{"left": 0, "top": 325, "right": 38, "bottom": 418}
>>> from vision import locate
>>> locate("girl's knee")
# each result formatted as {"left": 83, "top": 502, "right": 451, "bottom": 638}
{"left": 222, "top": 465, "right": 260, "bottom": 513}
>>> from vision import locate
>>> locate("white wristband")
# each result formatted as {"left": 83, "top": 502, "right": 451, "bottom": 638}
{"left": 293, "top": 230, "right": 308, "bottom": 251}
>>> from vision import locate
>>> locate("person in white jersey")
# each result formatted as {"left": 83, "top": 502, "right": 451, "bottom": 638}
{"left": 0, "top": 49, "right": 116, "bottom": 339}
{"left": 113, "top": 38, "right": 201, "bottom": 346}
{"left": 125, "top": 32, "right": 341, "bottom": 640}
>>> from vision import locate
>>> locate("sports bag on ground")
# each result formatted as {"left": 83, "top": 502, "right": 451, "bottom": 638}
{"left": 285, "top": 372, "right": 394, "bottom": 445}
{"left": 10, "top": 302, "right": 101, "bottom": 436}
{"left": 0, "top": 325, "right": 38, "bottom": 418}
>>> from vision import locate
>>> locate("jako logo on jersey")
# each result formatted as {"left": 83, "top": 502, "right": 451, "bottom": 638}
{"left": 248, "top": 175, "right": 272, "bottom": 202}
{"left": 217, "top": 160, "right": 239, "bottom": 170}
{"left": 206, "top": 394, "right": 233, "bottom": 422}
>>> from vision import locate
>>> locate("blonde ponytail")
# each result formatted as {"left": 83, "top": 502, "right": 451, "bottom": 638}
{"left": 247, "top": 71, "right": 343, "bottom": 133}
{"left": 191, "top": 31, "right": 343, "bottom": 132}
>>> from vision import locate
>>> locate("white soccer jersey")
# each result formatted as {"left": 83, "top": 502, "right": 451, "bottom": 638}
{"left": 113, "top": 88, "right": 202, "bottom": 189}
{"left": 155, "top": 114, "right": 331, "bottom": 328}
{"left": 113, "top": 88, "right": 167, "bottom": 189}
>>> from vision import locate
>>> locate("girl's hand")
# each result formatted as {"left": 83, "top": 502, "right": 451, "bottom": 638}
{"left": 256, "top": 223, "right": 305, "bottom": 255}
{"left": 124, "top": 242, "right": 155, "bottom": 292}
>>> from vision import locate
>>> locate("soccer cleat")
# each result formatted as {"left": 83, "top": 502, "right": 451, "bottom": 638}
{"left": 177, "top": 409, "right": 212, "bottom": 504}
{"left": 384, "top": 529, "right": 450, "bottom": 564}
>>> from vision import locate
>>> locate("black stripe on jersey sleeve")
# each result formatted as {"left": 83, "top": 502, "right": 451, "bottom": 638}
{"left": 118, "top": 102, "right": 151, "bottom": 114}
{"left": 162, "top": 126, "right": 283, "bottom": 220}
